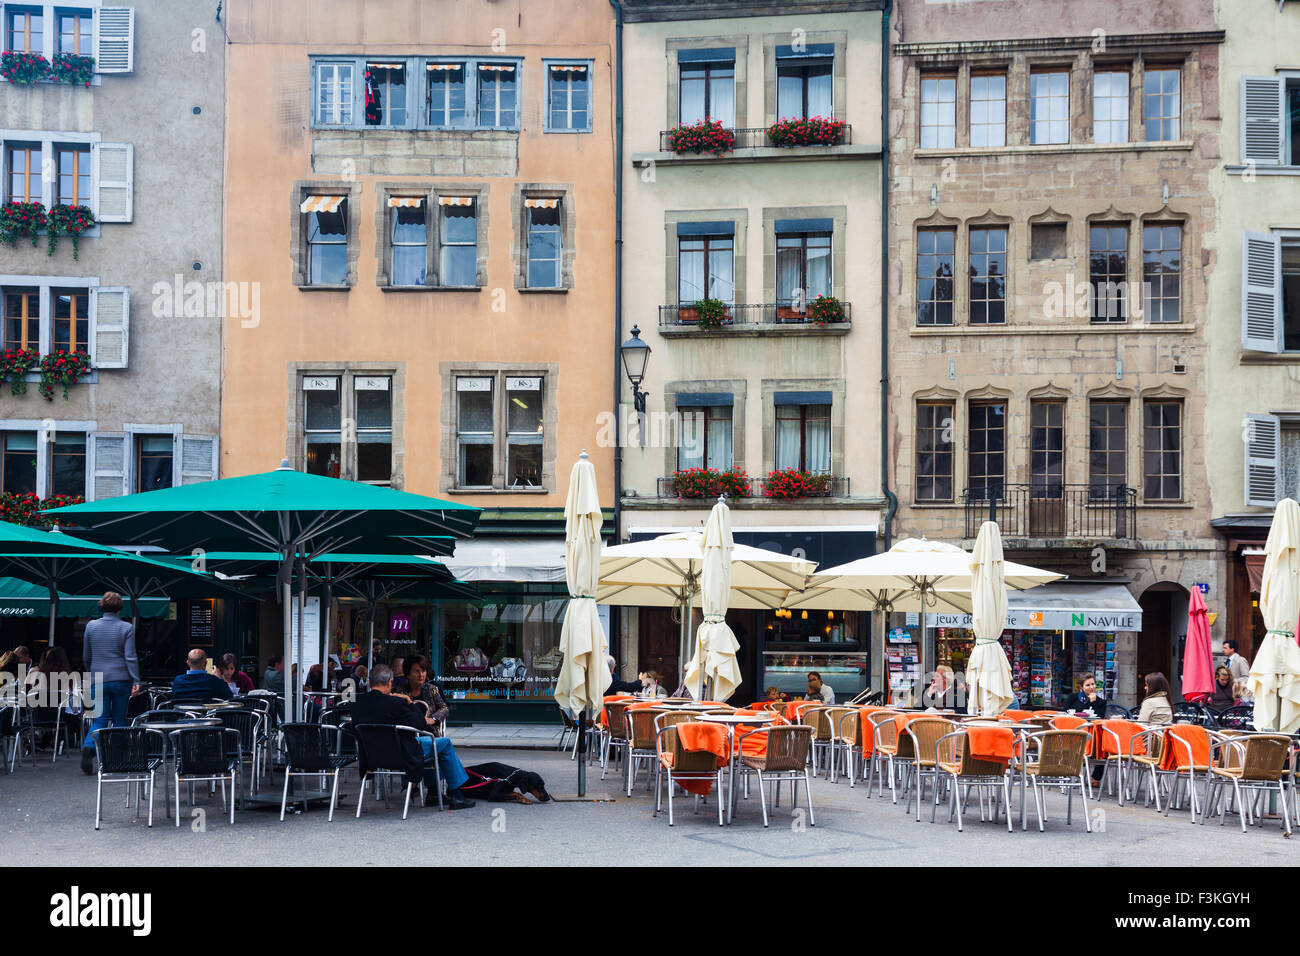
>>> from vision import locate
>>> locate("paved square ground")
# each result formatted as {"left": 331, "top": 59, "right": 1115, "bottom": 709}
{"left": 1, "top": 747, "right": 1293, "bottom": 866}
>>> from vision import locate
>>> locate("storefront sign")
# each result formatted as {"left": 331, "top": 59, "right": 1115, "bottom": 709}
{"left": 927, "top": 609, "right": 1141, "bottom": 631}
{"left": 0, "top": 605, "right": 37, "bottom": 616}
{"left": 389, "top": 611, "right": 412, "bottom": 636}
{"left": 888, "top": 627, "right": 910, "bottom": 643}
{"left": 905, "top": 612, "right": 919, "bottom": 626}
{"left": 1194, "top": 583, "right": 1210, "bottom": 594}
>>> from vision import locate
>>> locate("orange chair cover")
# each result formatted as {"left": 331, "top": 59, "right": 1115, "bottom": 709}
{"left": 1159, "top": 724, "right": 1210, "bottom": 771}
{"left": 964, "top": 726, "right": 1015, "bottom": 767}
{"left": 1096, "top": 719, "right": 1147, "bottom": 757}
{"left": 667, "top": 722, "right": 729, "bottom": 795}
{"left": 998, "top": 709, "right": 1034, "bottom": 721}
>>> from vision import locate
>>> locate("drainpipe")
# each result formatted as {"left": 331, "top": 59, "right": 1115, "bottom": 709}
{"left": 880, "top": 0, "right": 898, "bottom": 551}
{"left": 609, "top": 0, "right": 625, "bottom": 656}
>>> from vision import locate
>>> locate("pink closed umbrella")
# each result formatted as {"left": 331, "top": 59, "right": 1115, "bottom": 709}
{"left": 1181, "top": 587, "right": 1214, "bottom": 703}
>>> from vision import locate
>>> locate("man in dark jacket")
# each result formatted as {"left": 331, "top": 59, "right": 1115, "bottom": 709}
{"left": 350, "top": 664, "right": 474, "bottom": 810}
{"left": 171, "top": 649, "right": 234, "bottom": 702}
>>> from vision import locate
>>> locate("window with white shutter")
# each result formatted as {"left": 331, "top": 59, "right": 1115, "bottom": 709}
{"left": 1241, "top": 76, "right": 1283, "bottom": 165}
{"left": 90, "top": 286, "right": 128, "bottom": 368}
{"left": 1243, "top": 232, "right": 1282, "bottom": 352}
{"left": 1246, "top": 413, "right": 1282, "bottom": 507}
{"left": 93, "top": 7, "right": 134, "bottom": 74}
{"left": 92, "top": 142, "right": 133, "bottom": 222}
{"left": 179, "top": 434, "right": 218, "bottom": 484}
{"left": 88, "top": 431, "right": 126, "bottom": 501}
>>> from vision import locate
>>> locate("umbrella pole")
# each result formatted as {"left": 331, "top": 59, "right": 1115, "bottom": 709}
{"left": 282, "top": 578, "right": 294, "bottom": 724}
{"left": 577, "top": 710, "right": 587, "bottom": 797}
{"left": 47, "top": 583, "right": 58, "bottom": 649}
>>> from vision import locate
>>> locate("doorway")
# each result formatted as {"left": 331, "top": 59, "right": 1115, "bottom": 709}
{"left": 1137, "top": 584, "right": 1188, "bottom": 701}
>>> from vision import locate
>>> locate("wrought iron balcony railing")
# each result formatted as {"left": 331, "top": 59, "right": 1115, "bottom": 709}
{"left": 657, "top": 125, "right": 853, "bottom": 152}
{"left": 657, "top": 474, "right": 849, "bottom": 500}
{"left": 658, "top": 302, "right": 851, "bottom": 330}
{"left": 962, "top": 483, "right": 1137, "bottom": 539}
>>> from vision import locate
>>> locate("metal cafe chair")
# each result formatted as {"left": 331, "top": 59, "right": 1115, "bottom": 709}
{"left": 903, "top": 717, "right": 956, "bottom": 822}
{"left": 1204, "top": 734, "right": 1293, "bottom": 835}
{"left": 1021, "top": 729, "right": 1095, "bottom": 833}
{"left": 734, "top": 724, "right": 816, "bottom": 828}
{"left": 92, "top": 727, "right": 166, "bottom": 829}
{"left": 652, "top": 722, "right": 726, "bottom": 827}
{"left": 352, "top": 723, "right": 442, "bottom": 819}
{"left": 210, "top": 708, "right": 265, "bottom": 794}
{"left": 934, "top": 728, "right": 1014, "bottom": 832}
{"left": 170, "top": 727, "right": 242, "bottom": 828}
{"left": 278, "top": 723, "right": 356, "bottom": 822}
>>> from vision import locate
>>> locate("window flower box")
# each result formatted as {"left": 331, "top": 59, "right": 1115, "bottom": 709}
{"left": 766, "top": 116, "right": 846, "bottom": 148}
{"left": 687, "top": 297, "right": 731, "bottom": 329}
{"left": 0, "top": 51, "right": 51, "bottom": 84}
{"left": 670, "top": 467, "right": 750, "bottom": 499}
{"left": 807, "top": 294, "right": 847, "bottom": 326}
{"left": 46, "top": 203, "right": 96, "bottom": 258}
{"left": 51, "top": 53, "right": 95, "bottom": 86}
{"left": 763, "top": 468, "right": 831, "bottom": 499}
{"left": 0, "top": 491, "right": 85, "bottom": 527}
{"left": 38, "top": 350, "right": 92, "bottom": 401}
{"left": 0, "top": 201, "right": 48, "bottom": 248}
{"left": 666, "top": 119, "right": 735, "bottom": 156}
{"left": 0, "top": 348, "right": 39, "bottom": 395}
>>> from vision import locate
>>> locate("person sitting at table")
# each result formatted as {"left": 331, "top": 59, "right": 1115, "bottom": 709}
{"left": 1136, "top": 672, "right": 1173, "bottom": 725}
{"left": 392, "top": 654, "right": 449, "bottom": 726}
{"left": 603, "top": 655, "right": 642, "bottom": 695}
{"left": 263, "top": 653, "right": 286, "bottom": 695}
{"left": 349, "top": 664, "right": 474, "bottom": 810}
{"left": 640, "top": 670, "right": 667, "bottom": 697}
{"left": 805, "top": 671, "right": 835, "bottom": 705}
{"left": 303, "top": 659, "right": 340, "bottom": 693}
{"left": 171, "top": 649, "right": 233, "bottom": 702}
{"left": 217, "top": 653, "right": 254, "bottom": 696}
{"left": 921, "top": 664, "right": 962, "bottom": 711}
{"left": 1232, "top": 677, "right": 1253, "bottom": 705}
{"left": 1069, "top": 674, "right": 1107, "bottom": 717}
{"left": 1210, "top": 665, "right": 1235, "bottom": 711}
{"left": 762, "top": 685, "right": 786, "bottom": 703}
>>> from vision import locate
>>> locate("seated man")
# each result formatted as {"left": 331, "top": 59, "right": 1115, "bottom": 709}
{"left": 263, "top": 653, "right": 286, "bottom": 695}
{"left": 171, "top": 649, "right": 234, "bottom": 701}
{"left": 804, "top": 671, "right": 835, "bottom": 704}
{"left": 349, "top": 664, "right": 475, "bottom": 810}
{"left": 604, "top": 655, "right": 642, "bottom": 695}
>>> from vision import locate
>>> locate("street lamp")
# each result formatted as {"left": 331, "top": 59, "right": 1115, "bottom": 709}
{"left": 619, "top": 325, "right": 651, "bottom": 414}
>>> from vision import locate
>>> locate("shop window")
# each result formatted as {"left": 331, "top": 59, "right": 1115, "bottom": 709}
{"left": 1090, "top": 223, "right": 1128, "bottom": 323}
{"left": 1093, "top": 69, "right": 1129, "bottom": 144}
{"left": 1088, "top": 400, "right": 1128, "bottom": 497}
{"left": 1142, "top": 399, "right": 1182, "bottom": 501}
{"left": 0, "top": 430, "right": 37, "bottom": 495}
{"left": 968, "top": 226, "right": 1006, "bottom": 324}
{"left": 1030, "top": 70, "right": 1069, "bottom": 145}
{"left": 967, "top": 401, "right": 1005, "bottom": 499}
{"left": 915, "top": 401, "right": 954, "bottom": 502}
{"left": 134, "top": 434, "right": 173, "bottom": 492}
{"left": 916, "top": 227, "right": 955, "bottom": 325}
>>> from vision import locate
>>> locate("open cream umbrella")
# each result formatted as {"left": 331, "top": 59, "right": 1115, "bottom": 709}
{"left": 553, "top": 452, "right": 609, "bottom": 794}
{"left": 966, "top": 522, "right": 1014, "bottom": 716}
{"left": 1248, "top": 497, "right": 1300, "bottom": 733}
{"left": 683, "top": 498, "right": 742, "bottom": 702}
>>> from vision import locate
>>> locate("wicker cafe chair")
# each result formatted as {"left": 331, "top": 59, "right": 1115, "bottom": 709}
{"left": 902, "top": 717, "right": 955, "bottom": 822}
{"left": 624, "top": 708, "right": 664, "bottom": 796}
{"left": 735, "top": 724, "right": 816, "bottom": 828}
{"left": 92, "top": 727, "right": 165, "bottom": 829}
{"left": 170, "top": 727, "right": 241, "bottom": 828}
{"left": 935, "top": 729, "right": 1013, "bottom": 832}
{"left": 800, "top": 705, "right": 833, "bottom": 776}
{"left": 653, "top": 723, "right": 725, "bottom": 827}
{"left": 1021, "top": 729, "right": 1094, "bottom": 833}
{"left": 1204, "top": 734, "right": 1293, "bottom": 835}
{"left": 600, "top": 701, "right": 632, "bottom": 781}
{"left": 821, "top": 706, "right": 856, "bottom": 783}
{"left": 278, "top": 723, "right": 357, "bottom": 822}
{"left": 352, "top": 723, "right": 441, "bottom": 819}
{"left": 866, "top": 711, "right": 903, "bottom": 801}
{"left": 1126, "top": 730, "right": 1168, "bottom": 810}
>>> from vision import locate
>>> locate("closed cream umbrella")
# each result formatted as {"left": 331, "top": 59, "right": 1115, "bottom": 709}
{"left": 683, "top": 498, "right": 742, "bottom": 702}
{"left": 553, "top": 452, "right": 609, "bottom": 795}
{"left": 1248, "top": 497, "right": 1300, "bottom": 733}
{"left": 966, "top": 521, "right": 1014, "bottom": 716}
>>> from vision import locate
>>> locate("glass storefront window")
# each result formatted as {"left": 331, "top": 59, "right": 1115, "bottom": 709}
{"left": 437, "top": 597, "right": 564, "bottom": 702}
{"left": 761, "top": 608, "right": 865, "bottom": 701}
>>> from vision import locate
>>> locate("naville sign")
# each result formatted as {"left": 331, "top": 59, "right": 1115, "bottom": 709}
{"left": 928, "top": 609, "right": 1142, "bottom": 631}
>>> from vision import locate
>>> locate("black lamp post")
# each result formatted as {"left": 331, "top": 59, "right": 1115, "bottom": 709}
{"left": 619, "top": 325, "right": 651, "bottom": 415}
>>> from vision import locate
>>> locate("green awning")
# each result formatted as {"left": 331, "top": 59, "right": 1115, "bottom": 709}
{"left": 0, "top": 577, "right": 169, "bottom": 619}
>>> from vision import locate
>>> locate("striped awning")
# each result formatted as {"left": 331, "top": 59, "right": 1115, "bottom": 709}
{"left": 437, "top": 196, "right": 475, "bottom": 206}
{"left": 387, "top": 196, "right": 426, "bottom": 208}
{"left": 367, "top": 61, "right": 405, "bottom": 70}
{"left": 549, "top": 64, "right": 587, "bottom": 72}
{"left": 480, "top": 64, "right": 514, "bottom": 72}
{"left": 300, "top": 195, "right": 345, "bottom": 214}
{"left": 524, "top": 198, "right": 559, "bottom": 209}
{"left": 427, "top": 63, "right": 462, "bottom": 71}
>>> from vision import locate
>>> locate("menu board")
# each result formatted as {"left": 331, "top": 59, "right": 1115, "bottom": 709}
{"left": 188, "top": 599, "right": 215, "bottom": 647}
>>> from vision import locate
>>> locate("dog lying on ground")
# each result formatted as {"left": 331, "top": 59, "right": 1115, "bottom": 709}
{"left": 462, "top": 762, "right": 552, "bottom": 804}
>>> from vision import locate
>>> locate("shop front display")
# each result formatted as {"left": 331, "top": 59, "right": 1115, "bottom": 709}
{"left": 760, "top": 607, "right": 867, "bottom": 701}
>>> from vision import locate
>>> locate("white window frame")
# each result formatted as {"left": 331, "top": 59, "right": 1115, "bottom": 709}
{"left": 122, "top": 424, "right": 180, "bottom": 494}
{"left": 0, "top": 418, "right": 94, "bottom": 499}
{"left": 297, "top": 371, "right": 394, "bottom": 483}
{"left": 0, "top": 129, "right": 130, "bottom": 225}
{"left": 0, "top": 273, "right": 106, "bottom": 358}
{"left": 1030, "top": 69, "right": 1071, "bottom": 145}
{"left": 0, "top": 2, "right": 131, "bottom": 80}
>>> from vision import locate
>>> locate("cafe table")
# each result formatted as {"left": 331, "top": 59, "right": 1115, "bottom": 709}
{"left": 136, "top": 717, "right": 223, "bottom": 819}
{"left": 698, "top": 711, "right": 777, "bottom": 824}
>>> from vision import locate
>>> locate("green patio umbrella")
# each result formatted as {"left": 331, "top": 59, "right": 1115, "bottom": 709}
{"left": 0, "top": 577, "right": 169, "bottom": 619}
{"left": 0, "top": 519, "right": 135, "bottom": 555}
{"left": 46, "top": 463, "right": 480, "bottom": 720}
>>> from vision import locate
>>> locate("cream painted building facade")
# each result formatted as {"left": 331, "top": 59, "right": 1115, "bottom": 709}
{"left": 617, "top": 0, "right": 886, "bottom": 700}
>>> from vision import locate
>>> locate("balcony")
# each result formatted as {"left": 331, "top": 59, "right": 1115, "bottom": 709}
{"left": 657, "top": 474, "right": 850, "bottom": 500}
{"left": 962, "top": 484, "right": 1137, "bottom": 541}
{"left": 632, "top": 124, "right": 878, "bottom": 168}
{"left": 656, "top": 125, "right": 853, "bottom": 152}
{"left": 657, "top": 303, "right": 851, "bottom": 337}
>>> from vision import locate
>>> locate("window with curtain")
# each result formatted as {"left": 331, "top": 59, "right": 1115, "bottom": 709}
{"left": 457, "top": 377, "right": 494, "bottom": 487}
{"left": 440, "top": 200, "right": 477, "bottom": 287}
{"left": 678, "top": 405, "right": 733, "bottom": 471}
{"left": 777, "top": 50, "right": 832, "bottom": 119}
{"left": 391, "top": 203, "right": 427, "bottom": 286}
{"left": 775, "top": 402, "right": 831, "bottom": 474}
{"left": 680, "top": 58, "right": 735, "bottom": 127}
{"left": 678, "top": 232, "right": 734, "bottom": 305}
{"left": 365, "top": 62, "right": 407, "bottom": 127}
{"left": 776, "top": 231, "right": 832, "bottom": 312}
{"left": 477, "top": 64, "right": 517, "bottom": 128}
{"left": 547, "top": 64, "right": 590, "bottom": 131}
{"left": 427, "top": 63, "right": 467, "bottom": 127}
{"left": 526, "top": 202, "right": 562, "bottom": 288}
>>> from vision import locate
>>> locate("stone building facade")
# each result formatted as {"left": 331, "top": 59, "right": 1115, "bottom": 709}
{"left": 888, "top": 0, "right": 1223, "bottom": 707}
